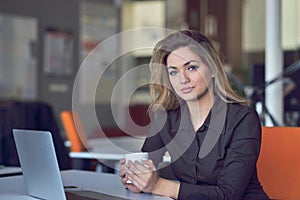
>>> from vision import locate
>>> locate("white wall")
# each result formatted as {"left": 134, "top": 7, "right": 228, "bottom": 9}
{"left": 282, "top": 0, "right": 299, "bottom": 50}
{"left": 242, "top": 0, "right": 265, "bottom": 52}
{"left": 242, "top": 0, "right": 300, "bottom": 52}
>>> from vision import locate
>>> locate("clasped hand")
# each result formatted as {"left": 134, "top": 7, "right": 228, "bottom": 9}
{"left": 119, "top": 158, "right": 160, "bottom": 193}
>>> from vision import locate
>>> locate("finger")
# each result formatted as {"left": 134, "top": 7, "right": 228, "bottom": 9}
{"left": 125, "top": 183, "right": 142, "bottom": 193}
{"left": 142, "top": 159, "right": 156, "bottom": 171}
{"left": 127, "top": 161, "right": 145, "bottom": 174}
{"left": 119, "top": 163, "right": 124, "bottom": 171}
{"left": 120, "top": 158, "right": 126, "bottom": 164}
{"left": 119, "top": 169, "right": 126, "bottom": 178}
{"left": 127, "top": 162, "right": 155, "bottom": 191}
{"left": 120, "top": 163, "right": 128, "bottom": 173}
{"left": 126, "top": 167, "right": 146, "bottom": 190}
{"left": 121, "top": 176, "right": 129, "bottom": 184}
{"left": 119, "top": 159, "right": 127, "bottom": 172}
{"left": 126, "top": 162, "right": 151, "bottom": 187}
{"left": 124, "top": 164, "right": 135, "bottom": 179}
{"left": 133, "top": 161, "right": 152, "bottom": 173}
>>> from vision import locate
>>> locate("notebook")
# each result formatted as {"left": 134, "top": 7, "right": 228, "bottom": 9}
{"left": 13, "top": 129, "right": 129, "bottom": 200}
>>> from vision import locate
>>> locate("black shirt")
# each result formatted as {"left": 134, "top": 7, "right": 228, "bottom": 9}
{"left": 141, "top": 96, "right": 269, "bottom": 200}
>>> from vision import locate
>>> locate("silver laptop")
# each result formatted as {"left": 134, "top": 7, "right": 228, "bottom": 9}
{"left": 13, "top": 129, "right": 129, "bottom": 200}
{"left": 13, "top": 129, "right": 67, "bottom": 200}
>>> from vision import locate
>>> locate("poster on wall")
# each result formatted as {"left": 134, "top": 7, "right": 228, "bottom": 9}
{"left": 0, "top": 13, "right": 38, "bottom": 100}
{"left": 79, "top": 1, "right": 118, "bottom": 104}
{"left": 43, "top": 28, "right": 73, "bottom": 76}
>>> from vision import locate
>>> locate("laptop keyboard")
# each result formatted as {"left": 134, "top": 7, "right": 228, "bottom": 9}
{"left": 65, "top": 190, "right": 130, "bottom": 200}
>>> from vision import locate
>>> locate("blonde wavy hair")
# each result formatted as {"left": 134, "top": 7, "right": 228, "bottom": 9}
{"left": 149, "top": 30, "right": 247, "bottom": 111}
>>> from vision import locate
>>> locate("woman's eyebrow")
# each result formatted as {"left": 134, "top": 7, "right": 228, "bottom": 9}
{"left": 183, "top": 60, "right": 198, "bottom": 66}
{"left": 167, "top": 60, "right": 199, "bottom": 69}
{"left": 167, "top": 66, "right": 177, "bottom": 70}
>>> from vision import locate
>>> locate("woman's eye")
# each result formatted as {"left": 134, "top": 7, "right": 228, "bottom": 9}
{"left": 169, "top": 71, "right": 177, "bottom": 76}
{"left": 187, "top": 65, "right": 199, "bottom": 71}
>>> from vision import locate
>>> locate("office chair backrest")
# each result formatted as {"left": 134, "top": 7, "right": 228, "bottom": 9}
{"left": 257, "top": 126, "right": 300, "bottom": 200}
{"left": 60, "top": 111, "right": 89, "bottom": 152}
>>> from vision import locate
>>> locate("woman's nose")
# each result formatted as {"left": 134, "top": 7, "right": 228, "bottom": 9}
{"left": 180, "top": 72, "right": 190, "bottom": 84}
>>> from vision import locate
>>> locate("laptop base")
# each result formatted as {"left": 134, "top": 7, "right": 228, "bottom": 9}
{"left": 65, "top": 190, "right": 130, "bottom": 200}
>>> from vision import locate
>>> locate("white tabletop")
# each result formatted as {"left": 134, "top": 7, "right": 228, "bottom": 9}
{"left": 69, "top": 136, "right": 146, "bottom": 160}
{"left": 0, "top": 170, "right": 171, "bottom": 200}
{"left": 0, "top": 166, "right": 22, "bottom": 177}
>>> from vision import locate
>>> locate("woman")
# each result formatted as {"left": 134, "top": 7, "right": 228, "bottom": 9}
{"left": 119, "top": 30, "right": 269, "bottom": 200}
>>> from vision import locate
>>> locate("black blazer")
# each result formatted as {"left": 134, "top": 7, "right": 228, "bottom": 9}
{"left": 142, "top": 96, "right": 269, "bottom": 200}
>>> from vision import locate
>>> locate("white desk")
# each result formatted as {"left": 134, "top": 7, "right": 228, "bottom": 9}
{"left": 0, "top": 170, "right": 171, "bottom": 200}
{"left": 69, "top": 136, "right": 146, "bottom": 161}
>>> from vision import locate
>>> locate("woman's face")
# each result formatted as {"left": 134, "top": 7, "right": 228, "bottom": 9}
{"left": 166, "top": 47, "right": 213, "bottom": 102}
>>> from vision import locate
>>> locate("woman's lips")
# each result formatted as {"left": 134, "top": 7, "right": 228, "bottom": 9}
{"left": 181, "top": 87, "right": 194, "bottom": 94}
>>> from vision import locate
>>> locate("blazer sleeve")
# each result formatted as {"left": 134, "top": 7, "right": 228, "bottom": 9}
{"left": 141, "top": 110, "right": 167, "bottom": 167}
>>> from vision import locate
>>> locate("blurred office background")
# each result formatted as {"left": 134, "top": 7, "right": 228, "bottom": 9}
{"left": 0, "top": 0, "right": 300, "bottom": 168}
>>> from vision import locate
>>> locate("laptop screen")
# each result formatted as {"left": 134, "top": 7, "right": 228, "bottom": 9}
{"left": 13, "top": 129, "right": 66, "bottom": 200}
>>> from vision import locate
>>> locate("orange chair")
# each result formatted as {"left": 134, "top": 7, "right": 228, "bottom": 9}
{"left": 60, "top": 111, "right": 89, "bottom": 152}
{"left": 257, "top": 126, "right": 300, "bottom": 200}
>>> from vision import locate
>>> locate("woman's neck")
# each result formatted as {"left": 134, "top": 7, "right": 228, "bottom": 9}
{"left": 186, "top": 92, "right": 215, "bottom": 131}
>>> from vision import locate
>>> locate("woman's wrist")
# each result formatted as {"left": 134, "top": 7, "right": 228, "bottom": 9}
{"left": 151, "top": 177, "right": 180, "bottom": 199}
{"left": 151, "top": 177, "right": 163, "bottom": 195}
